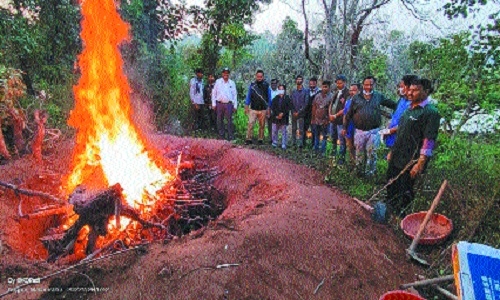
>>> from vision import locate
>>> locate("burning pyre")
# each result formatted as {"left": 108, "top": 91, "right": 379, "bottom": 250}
{"left": 38, "top": 0, "right": 225, "bottom": 262}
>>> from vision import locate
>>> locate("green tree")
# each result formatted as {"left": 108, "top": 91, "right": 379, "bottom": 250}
{"left": 409, "top": 32, "right": 499, "bottom": 134}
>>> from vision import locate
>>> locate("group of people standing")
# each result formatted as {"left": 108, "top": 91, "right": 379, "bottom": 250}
{"left": 190, "top": 67, "right": 441, "bottom": 215}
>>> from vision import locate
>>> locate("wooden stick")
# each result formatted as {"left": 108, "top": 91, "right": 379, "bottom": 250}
{"left": 400, "top": 274, "right": 454, "bottom": 289}
{"left": 20, "top": 206, "right": 70, "bottom": 219}
{"left": 313, "top": 278, "right": 325, "bottom": 295}
{"left": 0, "top": 180, "right": 65, "bottom": 204}
{"left": 433, "top": 284, "right": 458, "bottom": 300}
{"left": 407, "top": 180, "right": 448, "bottom": 254}
{"left": 352, "top": 197, "right": 374, "bottom": 212}
{"left": 366, "top": 158, "right": 418, "bottom": 204}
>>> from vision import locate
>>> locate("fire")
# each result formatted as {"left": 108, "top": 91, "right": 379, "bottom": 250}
{"left": 65, "top": 0, "right": 172, "bottom": 207}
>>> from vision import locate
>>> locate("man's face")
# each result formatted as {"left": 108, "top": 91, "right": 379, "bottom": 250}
{"left": 222, "top": 71, "right": 230, "bottom": 80}
{"left": 271, "top": 82, "right": 277, "bottom": 90}
{"left": 399, "top": 81, "right": 407, "bottom": 96}
{"left": 255, "top": 72, "right": 264, "bottom": 82}
{"left": 196, "top": 72, "right": 203, "bottom": 79}
{"left": 208, "top": 75, "right": 215, "bottom": 83}
{"left": 407, "top": 84, "right": 428, "bottom": 103}
{"left": 363, "top": 78, "right": 374, "bottom": 93}
{"left": 309, "top": 80, "right": 317, "bottom": 89}
{"left": 321, "top": 84, "right": 330, "bottom": 94}
{"left": 296, "top": 77, "right": 303, "bottom": 86}
{"left": 336, "top": 80, "right": 345, "bottom": 91}
{"left": 349, "top": 85, "right": 359, "bottom": 97}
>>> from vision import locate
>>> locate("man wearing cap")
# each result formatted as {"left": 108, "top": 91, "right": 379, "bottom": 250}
{"left": 329, "top": 74, "right": 350, "bottom": 165}
{"left": 212, "top": 67, "right": 238, "bottom": 140}
{"left": 189, "top": 68, "right": 205, "bottom": 131}
{"left": 244, "top": 70, "right": 272, "bottom": 145}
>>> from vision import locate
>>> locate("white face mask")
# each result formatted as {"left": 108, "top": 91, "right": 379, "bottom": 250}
{"left": 277, "top": 90, "right": 285, "bottom": 95}
{"left": 398, "top": 88, "right": 405, "bottom": 95}
{"left": 363, "top": 90, "right": 373, "bottom": 95}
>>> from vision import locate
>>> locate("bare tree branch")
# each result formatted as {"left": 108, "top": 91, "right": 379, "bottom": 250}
{"left": 302, "top": 0, "right": 321, "bottom": 71}
{"left": 399, "top": 0, "right": 441, "bottom": 30}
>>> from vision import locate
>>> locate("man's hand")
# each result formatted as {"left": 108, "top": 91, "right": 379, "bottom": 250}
{"left": 293, "top": 112, "right": 298, "bottom": 118}
{"left": 277, "top": 113, "right": 283, "bottom": 120}
{"left": 245, "top": 105, "right": 249, "bottom": 115}
{"left": 410, "top": 155, "right": 427, "bottom": 179}
{"left": 194, "top": 104, "right": 200, "bottom": 110}
{"left": 212, "top": 105, "right": 216, "bottom": 110}
{"left": 341, "top": 129, "right": 346, "bottom": 137}
{"left": 329, "top": 115, "right": 335, "bottom": 122}
{"left": 386, "top": 151, "right": 392, "bottom": 161}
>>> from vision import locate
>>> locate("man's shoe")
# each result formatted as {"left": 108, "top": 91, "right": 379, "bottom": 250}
{"left": 244, "top": 140, "right": 252, "bottom": 145}
{"left": 257, "top": 140, "right": 264, "bottom": 145}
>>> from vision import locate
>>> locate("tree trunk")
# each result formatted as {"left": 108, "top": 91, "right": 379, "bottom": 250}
{"left": 32, "top": 110, "right": 48, "bottom": 162}
{"left": 8, "top": 109, "right": 25, "bottom": 155}
{"left": 0, "top": 128, "right": 11, "bottom": 160}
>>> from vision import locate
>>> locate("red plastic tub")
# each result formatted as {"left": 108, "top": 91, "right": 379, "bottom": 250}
{"left": 379, "top": 290, "right": 426, "bottom": 300}
{"left": 401, "top": 212, "right": 453, "bottom": 245}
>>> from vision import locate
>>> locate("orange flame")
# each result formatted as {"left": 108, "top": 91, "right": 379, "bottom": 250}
{"left": 65, "top": 0, "right": 172, "bottom": 207}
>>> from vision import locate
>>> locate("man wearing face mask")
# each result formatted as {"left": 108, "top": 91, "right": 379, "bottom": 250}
{"left": 245, "top": 70, "right": 272, "bottom": 145}
{"left": 380, "top": 74, "right": 418, "bottom": 149}
{"left": 343, "top": 76, "right": 397, "bottom": 177}
{"left": 270, "top": 84, "right": 294, "bottom": 149}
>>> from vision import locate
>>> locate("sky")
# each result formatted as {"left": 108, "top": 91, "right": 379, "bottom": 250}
{"left": 250, "top": 0, "right": 498, "bottom": 39}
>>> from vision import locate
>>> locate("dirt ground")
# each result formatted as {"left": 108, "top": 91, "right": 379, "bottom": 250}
{"left": 0, "top": 135, "right": 423, "bottom": 300}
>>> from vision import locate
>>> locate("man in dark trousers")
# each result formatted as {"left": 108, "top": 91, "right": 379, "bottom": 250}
{"left": 270, "top": 84, "right": 294, "bottom": 149}
{"left": 291, "top": 75, "right": 309, "bottom": 148}
{"left": 329, "top": 74, "right": 350, "bottom": 165}
{"left": 386, "top": 78, "right": 440, "bottom": 216}
{"left": 244, "top": 70, "right": 272, "bottom": 145}
{"left": 203, "top": 73, "right": 217, "bottom": 131}
{"left": 343, "top": 76, "right": 397, "bottom": 177}
{"left": 303, "top": 77, "right": 320, "bottom": 148}
{"left": 267, "top": 78, "right": 279, "bottom": 144}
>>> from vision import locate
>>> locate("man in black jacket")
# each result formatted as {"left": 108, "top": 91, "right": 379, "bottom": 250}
{"left": 343, "top": 76, "right": 397, "bottom": 176}
{"left": 244, "top": 70, "right": 271, "bottom": 145}
{"left": 303, "top": 77, "right": 320, "bottom": 148}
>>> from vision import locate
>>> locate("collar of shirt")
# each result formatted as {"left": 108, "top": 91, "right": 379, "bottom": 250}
{"left": 411, "top": 97, "right": 430, "bottom": 109}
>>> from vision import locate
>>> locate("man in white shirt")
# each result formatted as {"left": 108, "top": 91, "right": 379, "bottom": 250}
{"left": 212, "top": 67, "right": 238, "bottom": 140}
{"left": 189, "top": 68, "right": 205, "bottom": 130}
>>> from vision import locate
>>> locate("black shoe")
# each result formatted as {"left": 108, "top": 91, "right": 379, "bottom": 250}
{"left": 244, "top": 140, "right": 252, "bottom": 145}
{"left": 257, "top": 140, "right": 263, "bottom": 145}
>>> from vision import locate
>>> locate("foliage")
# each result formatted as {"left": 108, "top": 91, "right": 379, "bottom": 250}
{"left": 0, "top": 67, "right": 26, "bottom": 126}
{"left": 408, "top": 32, "right": 499, "bottom": 133}
{"left": 0, "top": 0, "right": 80, "bottom": 93}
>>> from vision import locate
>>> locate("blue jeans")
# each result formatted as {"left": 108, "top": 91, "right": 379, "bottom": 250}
{"left": 272, "top": 123, "right": 288, "bottom": 148}
{"left": 336, "top": 124, "right": 346, "bottom": 159}
{"left": 312, "top": 124, "right": 328, "bottom": 154}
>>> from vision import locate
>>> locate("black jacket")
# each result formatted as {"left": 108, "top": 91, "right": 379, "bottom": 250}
{"left": 270, "top": 95, "right": 294, "bottom": 126}
{"left": 329, "top": 87, "right": 350, "bottom": 125}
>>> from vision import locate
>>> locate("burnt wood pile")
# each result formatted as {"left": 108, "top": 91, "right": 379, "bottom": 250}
{"left": 39, "top": 163, "right": 225, "bottom": 263}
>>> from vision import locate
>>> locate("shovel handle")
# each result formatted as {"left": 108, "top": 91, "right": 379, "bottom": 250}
{"left": 408, "top": 180, "right": 448, "bottom": 253}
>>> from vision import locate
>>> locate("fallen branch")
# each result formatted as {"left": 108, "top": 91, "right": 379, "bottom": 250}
{"left": 400, "top": 274, "right": 454, "bottom": 289}
{"left": 313, "top": 277, "right": 325, "bottom": 295}
{"left": 0, "top": 180, "right": 65, "bottom": 204}
{"left": 366, "top": 158, "right": 418, "bottom": 204}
